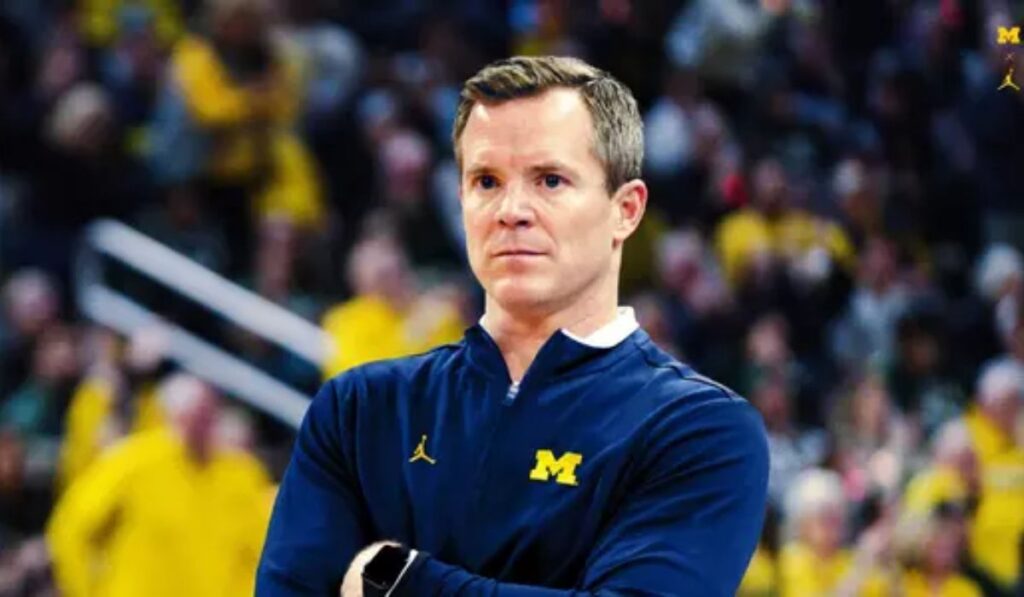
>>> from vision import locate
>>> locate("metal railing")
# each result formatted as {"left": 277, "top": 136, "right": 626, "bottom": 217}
{"left": 75, "top": 219, "right": 332, "bottom": 429}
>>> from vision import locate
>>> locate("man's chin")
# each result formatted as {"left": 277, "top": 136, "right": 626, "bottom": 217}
{"left": 488, "top": 277, "right": 555, "bottom": 311}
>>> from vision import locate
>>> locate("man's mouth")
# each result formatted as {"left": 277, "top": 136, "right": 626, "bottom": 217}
{"left": 493, "top": 250, "right": 545, "bottom": 258}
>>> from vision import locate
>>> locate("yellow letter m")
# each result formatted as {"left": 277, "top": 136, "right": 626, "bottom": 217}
{"left": 997, "top": 26, "right": 1020, "bottom": 45}
{"left": 529, "top": 450, "right": 583, "bottom": 486}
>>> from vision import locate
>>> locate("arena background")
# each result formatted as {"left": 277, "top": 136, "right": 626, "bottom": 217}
{"left": 0, "top": 0, "right": 1023, "bottom": 594}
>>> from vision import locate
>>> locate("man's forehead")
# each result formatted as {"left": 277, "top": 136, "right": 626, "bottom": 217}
{"left": 466, "top": 87, "right": 588, "bottom": 125}
{"left": 471, "top": 86, "right": 585, "bottom": 116}
{"left": 460, "top": 88, "right": 595, "bottom": 168}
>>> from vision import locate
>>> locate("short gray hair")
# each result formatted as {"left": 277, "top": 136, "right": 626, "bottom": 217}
{"left": 159, "top": 373, "right": 210, "bottom": 420}
{"left": 785, "top": 468, "right": 845, "bottom": 523}
{"left": 452, "top": 55, "right": 643, "bottom": 194}
{"left": 932, "top": 420, "right": 972, "bottom": 459}
{"left": 976, "top": 359, "right": 1024, "bottom": 405}
{"left": 974, "top": 244, "right": 1023, "bottom": 301}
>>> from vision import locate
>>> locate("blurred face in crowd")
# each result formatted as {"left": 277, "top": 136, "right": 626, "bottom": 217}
{"left": 0, "top": 431, "right": 25, "bottom": 493}
{"left": 981, "top": 383, "right": 1021, "bottom": 438}
{"left": 835, "top": 158, "right": 882, "bottom": 233}
{"left": 923, "top": 513, "right": 966, "bottom": 575}
{"left": 212, "top": 2, "right": 270, "bottom": 52}
{"left": 747, "top": 314, "right": 790, "bottom": 369}
{"left": 803, "top": 503, "right": 845, "bottom": 557}
{"left": 852, "top": 375, "right": 891, "bottom": 439}
{"left": 752, "top": 158, "right": 788, "bottom": 216}
{"left": 348, "top": 237, "right": 412, "bottom": 308}
{"left": 859, "top": 237, "right": 898, "bottom": 292}
{"left": 3, "top": 271, "right": 59, "bottom": 338}
{"left": 900, "top": 326, "right": 941, "bottom": 376}
{"left": 753, "top": 375, "right": 792, "bottom": 433}
{"left": 177, "top": 381, "right": 222, "bottom": 460}
{"left": 255, "top": 218, "right": 297, "bottom": 301}
{"left": 950, "top": 445, "right": 979, "bottom": 492}
{"left": 459, "top": 88, "right": 645, "bottom": 317}
{"left": 33, "top": 325, "right": 80, "bottom": 385}
{"left": 380, "top": 130, "right": 431, "bottom": 207}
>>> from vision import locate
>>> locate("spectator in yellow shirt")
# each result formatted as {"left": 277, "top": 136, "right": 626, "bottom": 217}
{"left": 903, "top": 420, "right": 979, "bottom": 516}
{"left": 779, "top": 469, "right": 893, "bottom": 597}
{"left": 715, "top": 157, "right": 854, "bottom": 289}
{"left": 57, "top": 326, "right": 171, "bottom": 491}
{"left": 962, "top": 360, "right": 1024, "bottom": 590}
{"left": 47, "top": 373, "right": 273, "bottom": 597}
{"left": 964, "top": 360, "right": 1023, "bottom": 466}
{"left": 321, "top": 234, "right": 465, "bottom": 378}
{"left": 895, "top": 505, "right": 983, "bottom": 597}
{"left": 58, "top": 374, "right": 165, "bottom": 490}
{"left": 168, "top": 0, "right": 301, "bottom": 183}
{"left": 151, "top": 0, "right": 324, "bottom": 268}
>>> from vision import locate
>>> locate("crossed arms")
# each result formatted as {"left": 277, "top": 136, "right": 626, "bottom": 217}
{"left": 256, "top": 379, "right": 769, "bottom": 596}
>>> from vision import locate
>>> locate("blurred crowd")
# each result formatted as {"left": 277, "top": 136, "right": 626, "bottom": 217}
{"left": 0, "top": 0, "right": 1023, "bottom": 595}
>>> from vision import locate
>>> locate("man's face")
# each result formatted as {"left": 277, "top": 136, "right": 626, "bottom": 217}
{"left": 458, "top": 88, "right": 634, "bottom": 314}
{"left": 984, "top": 388, "right": 1021, "bottom": 437}
{"left": 925, "top": 515, "right": 966, "bottom": 573}
{"left": 753, "top": 159, "right": 788, "bottom": 215}
{"left": 181, "top": 384, "right": 221, "bottom": 454}
{"left": 215, "top": 8, "right": 268, "bottom": 52}
{"left": 805, "top": 504, "right": 845, "bottom": 555}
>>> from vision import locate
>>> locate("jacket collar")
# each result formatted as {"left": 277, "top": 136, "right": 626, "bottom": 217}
{"left": 560, "top": 307, "right": 638, "bottom": 348}
{"left": 464, "top": 307, "right": 644, "bottom": 384}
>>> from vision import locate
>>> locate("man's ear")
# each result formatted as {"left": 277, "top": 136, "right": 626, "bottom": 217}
{"left": 611, "top": 179, "right": 648, "bottom": 247}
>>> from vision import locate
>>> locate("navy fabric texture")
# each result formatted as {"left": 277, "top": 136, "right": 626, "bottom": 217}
{"left": 257, "top": 325, "right": 769, "bottom": 596}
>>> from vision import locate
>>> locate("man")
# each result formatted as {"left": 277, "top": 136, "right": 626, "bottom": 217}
{"left": 962, "top": 360, "right": 1024, "bottom": 590}
{"left": 257, "top": 56, "right": 769, "bottom": 596}
{"left": 778, "top": 469, "right": 890, "bottom": 597}
{"left": 48, "top": 373, "right": 273, "bottom": 597}
{"left": 903, "top": 420, "right": 979, "bottom": 516}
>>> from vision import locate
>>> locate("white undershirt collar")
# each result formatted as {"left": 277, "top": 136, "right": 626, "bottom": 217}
{"left": 560, "top": 306, "right": 639, "bottom": 348}
{"left": 478, "top": 306, "right": 639, "bottom": 350}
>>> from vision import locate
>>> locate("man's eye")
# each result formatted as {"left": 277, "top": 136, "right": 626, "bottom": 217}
{"left": 478, "top": 175, "right": 498, "bottom": 190}
{"left": 543, "top": 174, "right": 563, "bottom": 189}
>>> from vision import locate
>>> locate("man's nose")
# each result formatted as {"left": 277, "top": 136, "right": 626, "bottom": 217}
{"left": 495, "top": 185, "right": 535, "bottom": 227}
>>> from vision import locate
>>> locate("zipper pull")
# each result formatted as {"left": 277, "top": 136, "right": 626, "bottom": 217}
{"left": 504, "top": 381, "right": 521, "bottom": 403}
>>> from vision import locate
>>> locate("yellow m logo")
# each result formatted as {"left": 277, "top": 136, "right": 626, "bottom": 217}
{"left": 529, "top": 450, "right": 582, "bottom": 486}
{"left": 997, "top": 26, "right": 1020, "bottom": 45}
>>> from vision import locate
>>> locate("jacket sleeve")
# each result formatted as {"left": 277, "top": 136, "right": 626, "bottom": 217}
{"left": 395, "top": 395, "right": 769, "bottom": 597}
{"left": 256, "top": 375, "right": 374, "bottom": 595}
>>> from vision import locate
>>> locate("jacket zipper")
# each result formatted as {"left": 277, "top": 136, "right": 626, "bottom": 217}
{"left": 465, "top": 378, "right": 520, "bottom": 558}
{"left": 503, "top": 381, "right": 521, "bottom": 404}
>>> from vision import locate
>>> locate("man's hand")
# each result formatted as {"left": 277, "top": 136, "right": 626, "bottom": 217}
{"left": 339, "top": 541, "right": 403, "bottom": 597}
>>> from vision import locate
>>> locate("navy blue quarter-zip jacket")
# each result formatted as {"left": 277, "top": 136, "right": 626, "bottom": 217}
{"left": 257, "top": 325, "right": 769, "bottom": 596}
